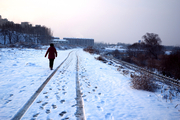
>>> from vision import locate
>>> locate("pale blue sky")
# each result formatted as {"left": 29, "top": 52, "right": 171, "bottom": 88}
{"left": 0, "top": 0, "right": 180, "bottom": 45}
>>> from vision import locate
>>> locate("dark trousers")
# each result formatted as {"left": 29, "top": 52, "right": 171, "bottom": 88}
{"left": 49, "top": 59, "right": 54, "bottom": 69}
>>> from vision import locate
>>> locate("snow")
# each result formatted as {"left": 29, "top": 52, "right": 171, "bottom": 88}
{"left": 165, "top": 51, "right": 172, "bottom": 55}
{"left": 0, "top": 48, "right": 71, "bottom": 119}
{"left": 0, "top": 48, "right": 180, "bottom": 120}
{"left": 105, "top": 46, "right": 126, "bottom": 51}
{"left": 52, "top": 39, "right": 68, "bottom": 42}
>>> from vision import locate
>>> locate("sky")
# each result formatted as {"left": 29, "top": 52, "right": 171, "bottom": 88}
{"left": 0, "top": 0, "right": 180, "bottom": 46}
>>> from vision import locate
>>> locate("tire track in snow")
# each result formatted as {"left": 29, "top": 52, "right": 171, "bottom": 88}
{"left": 75, "top": 54, "right": 86, "bottom": 120}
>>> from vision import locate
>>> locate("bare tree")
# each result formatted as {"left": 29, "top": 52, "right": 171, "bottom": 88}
{"left": 142, "top": 33, "right": 164, "bottom": 59}
{"left": 161, "top": 49, "right": 180, "bottom": 79}
{"left": 7, "top": 31, "right": 14, "bottom": 44}
{"left": 0, "top": 28, "right": 8, "bottom": 45}
{"left": 13, "top": 24, "right": 23, "bottom": 43}
{"left": 0, "top": 20, "right": 53, "bottom": 45}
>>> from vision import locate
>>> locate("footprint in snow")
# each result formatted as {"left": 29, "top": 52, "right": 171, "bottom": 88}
{"left": 37, "top": 100, "right": 42, "bottom": 103}
{"left": 45, "top": 96, "right": 48, "bottom": 99}
{"left": 21, "top": 86, "right": 26, "bottom": 89}
{"left": 52, "top": 104, "right": 57, "bottom": 109}
{"left": 62, "top": 117, "right": 69, "bottom": 119}
{"left": 56, "top": 95, "right": 60, "bottom": 100}
{"left": 19, "top": 90, "right": 25, "bottom": 93}
{"left": 54, "top": 90, "right": 59, "bottom": 93}
{"left": 71, "top": 104, "right": 77, "bottom": 107}
{"left": 46, "top": 109, "right": 51, "bottom": 114}
{"left": 31, "top": 83, "right": 34, "bottom": 85}
{"left": 105, "top": 113, "right": 113, "bottom": 119}
{"left": 92, "top": 89, "right": 96, "bottom": 92}
{"left": 60, "top": 100, "right": 65, "bottom": 104}
{"left": 5, "top": 100, "right": 12, "bottom": 104}
{"left": 39, "top": 106, "right": 44, "bottom": 110}
{"left": 59, "top": 111, "right": 67, "bottom": 117}
{"left": 63, "top": 92, "right": 67, "bottom": 95}
{"left": 82, "top": 95, "right": 86, "bottom": 97}
{"left": 97, "top": 106, "right": 103, "bottom": 111}
{"left": 43, "top": 92, "right": 48, "bottom": 94}
{"left": 84, "top": 99, "right": 87, "bottom": 102}
{"left": 42, "top": 102, "right": 48, "bottom": 106}
{"left": 9, "top": 94, "right": 13, "bottom": 97}
{"left": 101, "top": 100, "right": 105, "bottom": 104}
{"left": 33, "top": 113, "right": 39, "bottom": 117}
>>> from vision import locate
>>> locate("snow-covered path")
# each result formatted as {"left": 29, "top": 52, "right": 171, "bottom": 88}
{"left": 22, "top": 51, "right": 78, "bottom": 120}
{"left": 0, "top": 48, "right": 71, "bottom": 119}
{"left": 0, "top": 48, "right": 180, "bottom": 120}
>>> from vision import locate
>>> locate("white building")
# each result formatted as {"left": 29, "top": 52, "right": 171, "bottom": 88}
{"left": 63, "top": 38, "right": 94, "bottom": 46}
{"left": 51, "top": 38, "right": 69, "bottom": 45}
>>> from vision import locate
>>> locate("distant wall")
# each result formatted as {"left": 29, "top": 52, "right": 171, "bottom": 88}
{"left": 63, "top": 38, "right": 94, "bottom": 46}
{"left": 51, "top": 39, "right": 69, "bottom": 45}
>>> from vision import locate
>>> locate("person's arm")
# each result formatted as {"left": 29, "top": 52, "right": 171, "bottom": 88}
{"left": 55, "top": 49, "right": 57, "bottom": 57}
{"left": 45, "top": 48, "right": 49, "bottom": 57}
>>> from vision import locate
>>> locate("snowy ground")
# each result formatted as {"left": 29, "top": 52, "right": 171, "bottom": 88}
{"left": 0, "top": 48, "right": 180, "bottom": 120}
{"left": 105, "top": 46, "right": 126, "bottom": 51}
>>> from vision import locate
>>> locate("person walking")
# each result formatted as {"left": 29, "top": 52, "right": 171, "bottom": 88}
{"left": 45, "top": 43, "right": 57, "bottom": 70}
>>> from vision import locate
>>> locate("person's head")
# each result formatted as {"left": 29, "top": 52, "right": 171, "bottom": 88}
{"left": 50, "top": 43, "right": 54, "bottom": 47}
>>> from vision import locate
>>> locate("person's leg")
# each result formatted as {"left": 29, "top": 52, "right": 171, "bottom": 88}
{"left": 49, "top": 59, "right": 51, "bottom": 69}
{"left": 51, "top": 59, "right": 54, "bottom": 70}
{"left": 49, "top": 59, "right": 54, "bottom": 70}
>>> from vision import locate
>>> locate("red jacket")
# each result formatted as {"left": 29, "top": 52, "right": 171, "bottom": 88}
{"left": 45, "top": 46, "right": 57, "bottom": 59}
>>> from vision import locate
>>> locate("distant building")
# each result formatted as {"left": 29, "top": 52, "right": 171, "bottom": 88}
{"left": 63, "top": 38, "right": 94, "bottom": 46}
{"left": 52, "top": 37, "right": 60, "bottom": 39}
{"left": 0, "top": 15, "right": 43, "bottom": 28}
{"left": 35, "top": 25, "right": 41, "bottom": 27}
{"left": 0, "top": 15, "right": 8, "bottom": 25}
{"left": 21, "top": 22, "right": 29, "bottom": 27}
{"left": 51, "top": 37, "right": 69, "bottom": 45}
